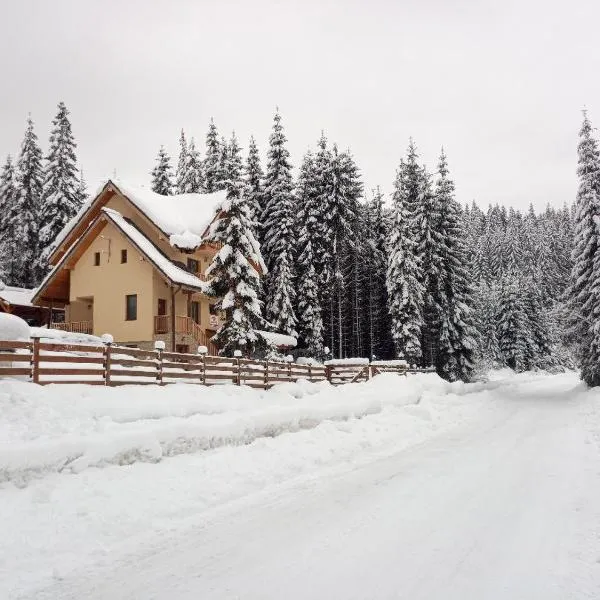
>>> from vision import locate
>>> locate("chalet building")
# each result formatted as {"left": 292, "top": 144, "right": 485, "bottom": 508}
{"left": 32, "top": 179, "right": 236, "bottom": 353}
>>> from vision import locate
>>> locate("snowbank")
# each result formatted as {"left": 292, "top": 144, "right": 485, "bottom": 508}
{"left": 30, "top": 327, "right": 103, "bottom": 345}
{"left": 0, "top": 313, "right": 30, "bottom": 342}
{"left": 325, "top": 358, "right": 370, "bottom": 366}
{"left": 0, "top": 373, "right": 452, "bottom": 486}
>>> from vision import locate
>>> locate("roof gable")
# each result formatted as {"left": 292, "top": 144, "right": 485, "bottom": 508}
{"left": 47, "top": 179, "right": 227, "bottom": 264}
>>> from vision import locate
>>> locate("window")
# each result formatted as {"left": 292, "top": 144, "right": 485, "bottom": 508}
{"left": 125, "top": 294, "right": 137, "bottom": 321}
{"left": 176, "top": 344, "right": 189, "bottom": 354}
{"left": 187, "top": 258, "right": 199, "bottom": 273}
{"left": 121, "top": 249, "right": 128, "bottom": 264}
{"left": 157, "top": 299, "right": 167, "bottom": 316}
{"left": 190, "top": 301, "right": 200, "bottom": 324}
{"left": 209, "top": 304, "right": 218, "bottom": 315}
{"left": 94, "top": 252, "right": 100, "bottom": 266}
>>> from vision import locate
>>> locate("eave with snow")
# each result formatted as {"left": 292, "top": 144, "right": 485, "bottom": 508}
{"left": 32, "top": 179, "right": 259, "bottom": 352}
{"left": 0, "top": 282, "right": 60, "bottom": 326}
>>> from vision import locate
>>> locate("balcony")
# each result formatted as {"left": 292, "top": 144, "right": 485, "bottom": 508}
{"left": 154, "top": 315, "right": 219, "bottom": 355}
{"left": 51, "top": 320, "right": 93, "bottom": 335}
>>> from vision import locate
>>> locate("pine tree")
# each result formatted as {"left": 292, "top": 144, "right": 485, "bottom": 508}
{"left": 386, "top": 161, "right": 424, "bottom": 364}
{"left": 225, "top": 132, "right": 243, "bottom": 186}
{"left": 261, "top": 110, "right": 297, "bottom": 336}
{"left": 364, "top": 187, "right": 393, "bottom": 359}
{"left": 205, "top": 174, "right": 266, "bottom": 356}
{"left": 497, "top": 275, "right": 529, "bottom": 371}
{"left": 150, "top": 145, "right": 174, "bottom": 195}
{"left": 204, "top": 119, "right": 221, "bottom": 193}
{"left": 76, "top": 169, "right": 88, "bottom": 206}
{"left": 175, "top": 130, "right": 188, "bottom": 194}
{"left": 566, "top": 111, "right": 600, "bottom": 385}
{"left": 295, "top": 151, "right": 323, "bottom": 355}
{"left": 0, "top": 156, "right": 19, "bottom": 285}
{"left": 179, "top": 138, "right": 203, "bottom": 193}
{"left": 243, "top": 136, "right": 264, "bottom": 241}
{"left": 215, "top": 136, "right": 229, "bottom": 191}
{"left": 434, "top": 150, "right": 477, "bottom": 381}
{"left": 12, "top": 116, "right": 44, "bottom": 287}
{"left": 38, "top": 102, "right": 82, "bottom": 270}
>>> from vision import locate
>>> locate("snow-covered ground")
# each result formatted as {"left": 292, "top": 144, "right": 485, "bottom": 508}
{"left": 2, "top": 370, "right": 600, "bottom": 599}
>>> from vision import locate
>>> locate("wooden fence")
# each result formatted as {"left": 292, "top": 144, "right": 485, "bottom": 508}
{"left": 0, "top": 338, "right": 427, "bottom": 388}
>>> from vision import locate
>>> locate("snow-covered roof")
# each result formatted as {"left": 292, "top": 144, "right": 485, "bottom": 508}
{"left": 257, "top": 330, "right": 297, "bottom": 348}
{"left": 0, "top": 286, "right": 36, "bottom": 307}
{"left": 51, "top": 179, "right": 227, "bottom": 254}
{"left": 102, "top": 208, "right": 211, "bottom": 292}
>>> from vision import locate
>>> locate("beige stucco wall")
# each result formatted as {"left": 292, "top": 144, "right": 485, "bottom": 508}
{"left": 69, "top": 221, "right": 155, "bottom": 342}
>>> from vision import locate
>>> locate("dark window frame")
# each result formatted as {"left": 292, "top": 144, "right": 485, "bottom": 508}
{"left": 121, "top": 249, "right": 128, "bottom": 264}
{"left": 187, "top": 258, "right": 199, "bottom": 273}
{"left": 125, "top": 294, "right": 138, "bottom": 321}
{"left": 94, "top": 252, "right": 100, "bottom": 266}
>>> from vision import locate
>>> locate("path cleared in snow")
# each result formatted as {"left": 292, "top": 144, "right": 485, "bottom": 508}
{"left": 4, "top": 371, "right": 600, "bottom": 599}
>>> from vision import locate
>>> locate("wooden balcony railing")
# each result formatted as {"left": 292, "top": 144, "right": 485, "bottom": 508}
{"left": 154, "top": 315, "right": 219, "bottom": 355}
{"left": 51, "top": 320, "right": 93, "bottom": 335}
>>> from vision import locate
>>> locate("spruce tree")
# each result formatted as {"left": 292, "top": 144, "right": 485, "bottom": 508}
{"left": 38, "top": 102, "right": 82, "bottom": 270}
{"left": 386, "top": 161, "right": 424, "bottom": 364}
{"left": 0, "top": 156, "right": 19, "bottom": 285}
{"left": 150, "top": 145, "right": 174, "bottom": 195}
{"left": 225, "top": 132, "right": 243, "bottom": 186}
{"left": 215, "top": 136, "right": 229, "bottom": 191}
{"left": 243, "top": 136, "right": 264, "bottom": 241}
{"left": 205, "top": 173, "right": 266, "bottom": 356}
{"left": 261, "top": 110, "right": 297, "bottom": 336}
{"left": 12, "top": 116, "right": 44, "bottom": 286}
{"left": 497, "top": 275, "right": 529, "bottom": 371}
{"left": 204, "top": 119, "right": 221, "bottom": 193}
{"left": 566, "top": 111, "right": 600, "bottom": 385}
{"left": 179, "top": 138, "right": 203, "bottom": 193}
{"left": 175, "top": 130, "right": 188, "bottom": 194}
{"left": 295, "top": 151, "right": 323, "bottom": 356}
{"left": 434, "top": 150, "right": 477, "bottom": 381}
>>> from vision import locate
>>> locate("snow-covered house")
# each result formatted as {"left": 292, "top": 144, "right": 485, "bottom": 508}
{"left": 32, "top": 179, "right": 240, "bottom": 353}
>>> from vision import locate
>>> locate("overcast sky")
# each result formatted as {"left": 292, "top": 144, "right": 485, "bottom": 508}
{"left": 1, "top": 0, "right": 598, "bottom": 209}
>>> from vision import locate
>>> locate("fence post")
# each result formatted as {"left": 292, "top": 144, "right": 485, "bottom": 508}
{"left": 197, "top": 345, "right": 208, "bottom": 386}
{"left": 325, "top": 365, "right": 332, "bottom": 384}
{"left": 31, "top": 335, "right": 40, "bottom": 384}
{"left": 104, "top": 342, "right": 112, "bottom": 386}
{"left": 264, "top": 359, "right": 269, "bottom": 389}
{"left": 154, "top": 340, "right": 165, "bottom": 385}
{"left": 308, "top": 362, "right": 312, "bottom": 381}
{"left": 233, "top": 350, "right": 242, "bottom": 385}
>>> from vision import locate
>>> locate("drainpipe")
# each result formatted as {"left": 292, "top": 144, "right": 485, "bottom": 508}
{"left": 170, "top": 285, "right": 182, "bottom": 352}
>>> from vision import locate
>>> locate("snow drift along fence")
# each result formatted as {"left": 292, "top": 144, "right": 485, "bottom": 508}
{"left": 0, "top": 338, "right": 420, "bottom": 388}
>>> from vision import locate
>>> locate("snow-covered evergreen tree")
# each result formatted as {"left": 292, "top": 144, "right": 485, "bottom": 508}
{"left": 497, "top": 275, "right": 529, "bottom": 372}
{"left": 76, "top": 169, "right": 88, "bottom": 206}
{"left": 295, "top": 151, "right": 323, "bottom": 356}
{"left": 434, "top": 150, "right": 477, "bottom": 381}
{"left": 386, "top": 161, "right": 424, "bottom": 364}
{"left": 204, "top": 119, "right": 221, "bottom": 193}
{"left": 364, "top": 187, "right": 393, "bottom": 359}
{"left": 243, "top": 136, "right": 264, "bottom": 241}
{"left": 261, "top": 110, "right": 297, "bottom": 336}
{"left": 225, "top": 132, "right": 243, "bottom": 186}
{"left": 215, "top": 136, "right": 229, "bottom": 191}
{"left": 566, "top": 111, "right": 600, "bottom": 385}
{"left": 205, "top": 174, "right": 266, "bottom": 356}
{"left": 150, "top": 145, "right": 173, "bottom": 195}
{"left": 12, "top": 116, "right": 44, "bottom": 286}
{"left": 0, "top": 156, "right": 19, "bottom": 285}
{"left": 38, "top": 102, "right": 82, "bottom": 270}
{"left": 179, "top": 138, "right": 203, "bottom": 193}
{"left": 175, "top": 130, "right": 188, "bottom": 194}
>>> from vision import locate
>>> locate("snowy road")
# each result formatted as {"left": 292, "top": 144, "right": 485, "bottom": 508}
{"left": 23, "top": 372, "right": 600, "bottom": 600}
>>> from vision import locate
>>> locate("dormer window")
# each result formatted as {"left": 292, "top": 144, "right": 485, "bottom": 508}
{"left": 187, "top": 258, "right": 199, "bottom": 274}
{"left": 94, "top": 252, "right": 100, "bottom": 266}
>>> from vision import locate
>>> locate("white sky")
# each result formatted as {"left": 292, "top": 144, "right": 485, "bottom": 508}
{"left": 1, "top": 0, "right": 598, "bottom": 209}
